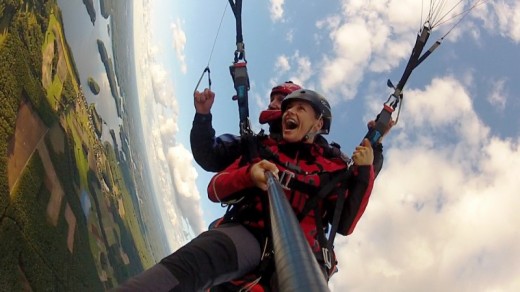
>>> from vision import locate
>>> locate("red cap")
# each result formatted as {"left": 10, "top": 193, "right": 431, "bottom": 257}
{"left": 270, "top": 81, "right": 302, "bottom": 97}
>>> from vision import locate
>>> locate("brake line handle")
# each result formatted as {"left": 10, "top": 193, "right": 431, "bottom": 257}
{"left": 364, "top": 93, "right": 400, "bottom": 147}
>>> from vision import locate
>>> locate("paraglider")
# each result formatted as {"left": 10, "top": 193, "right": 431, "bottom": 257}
{"left": 117, "top": 0, "right": 492, "bottom": 291}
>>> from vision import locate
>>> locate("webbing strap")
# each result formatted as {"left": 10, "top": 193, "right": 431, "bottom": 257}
{"left": 228, "top": 0, "right": 244, "bottom": 62}
{"left": 298, "top": 170, "right": 350, "bottom": 221}
{"left": 327, "top": 185, "right": 347, "bottom": 246}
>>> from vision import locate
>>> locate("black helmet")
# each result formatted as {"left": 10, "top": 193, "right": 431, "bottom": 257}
{"left": 281, "top": 89, "right": 332, "bottom": 134}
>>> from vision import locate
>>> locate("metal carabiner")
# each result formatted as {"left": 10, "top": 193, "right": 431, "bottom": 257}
{"left": 193, "top": 66, "right": 211, "bottom": 95}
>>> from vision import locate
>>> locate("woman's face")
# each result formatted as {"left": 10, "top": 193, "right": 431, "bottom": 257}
{"left": 282, "top": 100, "right": 323, "bottom": 143}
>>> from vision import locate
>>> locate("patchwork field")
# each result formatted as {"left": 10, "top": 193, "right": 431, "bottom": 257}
{"left": 1, "top": 1, "right": 153, "bottom": 290}
{"left": 7, "top": 101, "right": 48, "bottom": 193}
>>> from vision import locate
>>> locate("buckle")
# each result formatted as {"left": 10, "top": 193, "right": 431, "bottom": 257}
{"left": 279, "top": 169, "right": 295, "bottom": 190}
{"left": 322, "top": 248, "right": 332, "bottom": 270}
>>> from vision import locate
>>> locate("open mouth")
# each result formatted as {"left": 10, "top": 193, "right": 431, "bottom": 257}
{"left": 284, "top": 118, "right": 299, "bottom": 130}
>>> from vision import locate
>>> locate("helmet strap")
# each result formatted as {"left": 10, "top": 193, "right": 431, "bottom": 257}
{"left": 302, "top": 114, "right": 323, "bottom": 142}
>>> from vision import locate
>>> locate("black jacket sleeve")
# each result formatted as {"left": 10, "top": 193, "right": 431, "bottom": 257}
{"left": 190, "top": 113, "right": 242, "bottom": 172}
{"left": 336, "top": 165, "right": 374, "bottom": 235}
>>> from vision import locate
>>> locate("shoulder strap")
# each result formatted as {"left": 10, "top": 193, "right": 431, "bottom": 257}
{"left": 309, "top": 171, "right": 350, "bottom": 274}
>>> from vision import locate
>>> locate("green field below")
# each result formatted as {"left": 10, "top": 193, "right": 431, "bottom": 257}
{"left": 0, "top": 0, "right": 155, "bottom": 290}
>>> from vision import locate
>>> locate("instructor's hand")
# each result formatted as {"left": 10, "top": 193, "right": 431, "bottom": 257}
{"left": 194, "top": 88, "right": 215, "bottom": 114}
{"left": 367, "top": 119, "right": 395, "bottom": 143}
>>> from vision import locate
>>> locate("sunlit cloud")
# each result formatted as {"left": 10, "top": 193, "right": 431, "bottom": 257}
{"left": 275, "top": 55, "right": 290, "bottom": 73}
{"left": 167, "top": 145, "right": 205, "bottom": 234}
{"left": 134, "top": 0, "right": 202, "bottom": 250}
{"left": 316, "top": 0, "right": 503, "bottom": 102}
{"left": 293, "top": 53, "right": 312, "bottom": 86}
{"left": 492, "top": 0, "right": 520, "bottom": 43}
{"left": 269, "top": 0, "right": 285, "bottom": 22}
{"left": 171, "top": 18, "right": 188, "bottom": 74}
{"left": 487, "top": 78, "right": 507, "bottom": 111}
{"left": 286, "top": 28, "right": 294, "bottom": 43}
{"left": 158, "top": 114, "right": 178, "bottom": 147}
{"left": 149, "top": 62, "right": 178, "bottom": 110}
{"left": 330, "top": 76, "right": 520, "bottom": 292}
{"left": 271, "top": 51, "right": 312, "bottom": 91}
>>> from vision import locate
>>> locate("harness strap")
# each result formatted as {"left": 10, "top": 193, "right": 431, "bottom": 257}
{"left": 256, "top": 143, "right": 308, "bottom": 175}
{"left": 312, "top": 183, "right": 347, "bottom": 277}
{"left": 281, "top": 172, "right": 320, "bottom": 194}
{"left": 327, "top": 184, "right": 347, "bottom": 247}
{"left": 314, "top": 204, "right": 330, "bottom": 265}
{"left": 297, "top": 170, "right": 350, "bottom": 221}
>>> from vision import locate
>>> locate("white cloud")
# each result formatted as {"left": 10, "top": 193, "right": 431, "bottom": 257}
{"left": 157, "top": 113, "right": 179, "bottom": 149}
{"left": 167, "top": 145, "right": 205, "bottom": 234}
{"left": 384, "top": 0, "right": 422, "bottom": 31}
{"left": 285, "top": 29, "right": 294, "bottom": 43}
{"left": 270, "top": 52, "right": 313, "bottom": 93}
{"left": 492, "top": 0, "right": 520, "bottom": 43}
{"left": 149, "top": 62, "right": 178, "bottom": 109}
{"left": 316, "top": 14, "right": 341, "bottom": 32}
{"left": 317, "top": 0, "right": 501, "bottom": 101}
{"left": 293, "top": 54, "right": 313, "bottom": 85}
{"left": 152, "top": 127, "right": 166, "bottom": 162}
{"left": 253, "top": 91, "right": 267, "bottom": 118}
{"left": 135, "top": 0, "right": 203, "bottom": 248}
{"left": 330, "top": 77, "right": 520, "bottom": 292}
{"left": 319, "top": 16, "right": 373, "bottom": 101}
{"left": 171, "top": 18, "right": 188, "bottom": 73}
{"left": 405, "top": 77, "right": 473, "bottom": 127}
{"left": 317, "top": 3, "right": 405, "bottom": 100}
{"left": 487, "top": 78, "right": 507, "bottom": 110}
{"left": 275, "top": 55, "right": 290, "bottom": 73}
{"left": 444, "top": 0, "right": 520, "bottom": 45}
{"left": 269, "top": 0, "right": 285, "bottom": 22}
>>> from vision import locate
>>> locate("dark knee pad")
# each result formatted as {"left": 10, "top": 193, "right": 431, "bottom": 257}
{"left": 160, "top": 229, "right": 239, "bottom": 291}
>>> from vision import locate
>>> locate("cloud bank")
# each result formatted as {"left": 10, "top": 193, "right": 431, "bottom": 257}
{"left": 330, "top": 76, "right": 520, "bottom": 291}
{"left": 135, "top": 1, "right": 205, "bottom": 250}
{"left": 171, "top": 19, "right": 188, "bottom": 74}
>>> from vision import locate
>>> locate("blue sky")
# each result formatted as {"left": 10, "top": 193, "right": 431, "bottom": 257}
{"left": 132, "top": 0, "right": 520, "bottom": 290}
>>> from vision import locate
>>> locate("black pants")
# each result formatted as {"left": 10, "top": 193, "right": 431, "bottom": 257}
{"left": 114, "top": 223, "right": 261, "bottom": 292}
